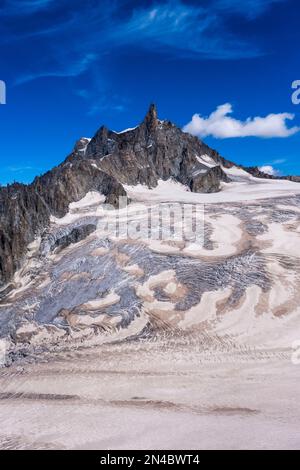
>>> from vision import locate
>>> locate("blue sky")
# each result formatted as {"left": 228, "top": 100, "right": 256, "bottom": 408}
{"left": 0, "top": 0, "right": 299, "bottom": 184}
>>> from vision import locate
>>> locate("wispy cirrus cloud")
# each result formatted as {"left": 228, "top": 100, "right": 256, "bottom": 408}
{"left": 1, "top": 0, "right": 55, "bottom": 15}
{"left": 110, "top": 1, "right": 258, "bottom": 59}
{"left": 272, "top": 158, "right": 287, "bottom": 164}
{"left": 183, "top": 103, "right": 300, "bottom": 138}
{"left": 0, "top": 0, "right": 290, "bottom": 121}
{"left": 6, "top": 165, "right": 35, "bottom": 172}
{"left": 15, "top": 53, "right": 98, "bottom": 85}
{"left": 0, "top": 0, "right": 289, "bottom": 86}
{"left": 213, "top": 0, "right": 285, "bottom": 19}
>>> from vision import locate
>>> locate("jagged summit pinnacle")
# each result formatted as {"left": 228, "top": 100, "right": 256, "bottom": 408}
{"left": 143, "top": 103, "right": 158, "bottom": 132}
{"left": 92, "top": 104, "right": 158, "bottom": 140}
{"left": 145, "top": 103, "right": 157, "bottom": 119}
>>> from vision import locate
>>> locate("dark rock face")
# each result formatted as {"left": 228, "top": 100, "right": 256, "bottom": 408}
{"left": 0, "top": 162, "right": 126, "bottom": 287}
{"left": 0, "top": 184, "right": 50, "bottom": 285}
{"left": 34, "top": 160, "right": 127, "bottom": 218}
{"left": 83, "top": 104, "right": 232, "bottom": 192}
{"left": 51, "top": 224, "right": 97, "bottom": 253}
{"left": 190, "top": 165, "right": 230, "bottom": 193}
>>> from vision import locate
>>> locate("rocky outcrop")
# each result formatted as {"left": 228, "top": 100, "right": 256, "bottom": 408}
{"left": 40, "top": 223, "right": 97, "bottom": 255}
{"left": 0, "top": 184, "right": 50, "bottom": 285}
{"left": 34, "top": 160, "right": 127, "bottom": 217}
{"left": 83, "top": 104, "right": 232, "bottom": 191}
{"left": 243, "top": 166, "right": 300, "bottom": 182}
{"left": 190, "top": 165, "right": 230, "bottom": 193}
{"left": 0, "top": 162, "right": 126, "bottom": 287}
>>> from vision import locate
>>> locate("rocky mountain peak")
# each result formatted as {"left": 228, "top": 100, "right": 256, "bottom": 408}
{"left": 74, "top": 137, "right": 90, "bottom": 153}
{"left": 143, "top": 103, "right": 158, "bottom": 132}
{"left": 0, "top": 105, "right": 247, "bottom": 288}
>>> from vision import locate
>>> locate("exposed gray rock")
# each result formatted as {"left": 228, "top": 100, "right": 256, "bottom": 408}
{"left": 0, "top": 184, "right": 50, "bottom": 285}
{"left": 41, "top": 223, "right": 97, "bottom": 255}
{"left": 0, "top": 162, "right": 126, "bottom": 287}
{"left": 190, "top": 165, "right": 230, "bottom": 193}
{"left": 84, "top": 104, "right": 233, "bottom": 191}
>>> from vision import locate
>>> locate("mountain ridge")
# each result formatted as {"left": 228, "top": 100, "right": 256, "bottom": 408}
{"left": 0, "top": 104, "right": 299, "bottom": 288}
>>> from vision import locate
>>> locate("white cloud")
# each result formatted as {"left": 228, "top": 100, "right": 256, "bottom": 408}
{"left": 258, "top": 165, "right": 280, "bottom": 176}
{"left": 183, "top": 103, "right": 300, "bottom": 138}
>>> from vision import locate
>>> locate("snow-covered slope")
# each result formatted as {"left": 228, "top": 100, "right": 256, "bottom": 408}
{"left": 1, "top": 182, "right": 300, "bottom": 361}
{"left": 124, "top": 174, "right": 300, "bottom": 203}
